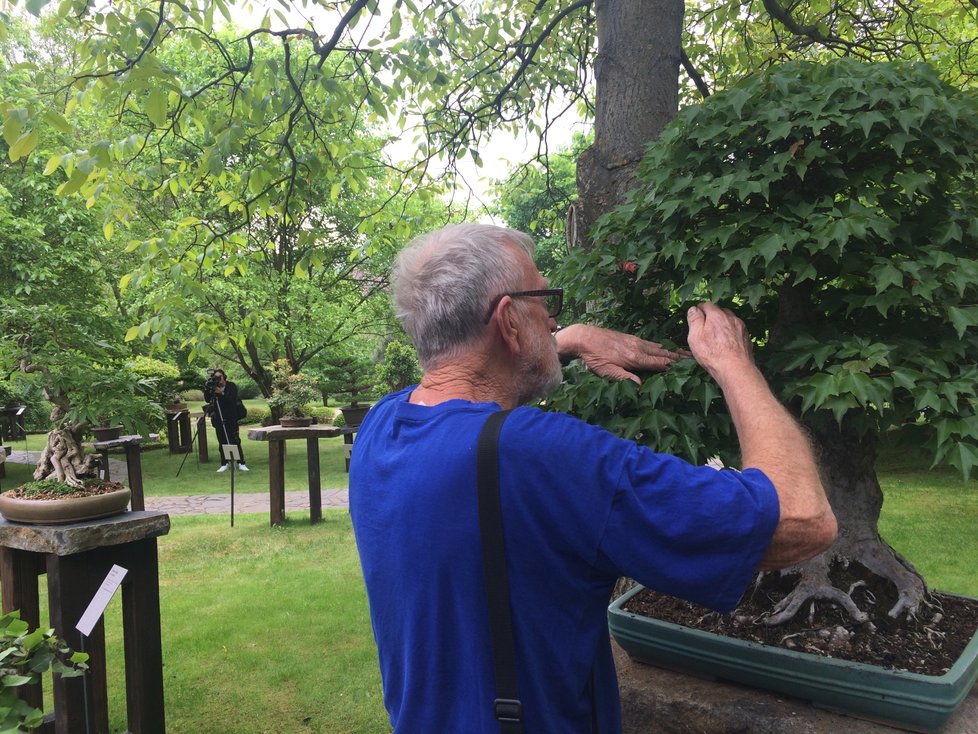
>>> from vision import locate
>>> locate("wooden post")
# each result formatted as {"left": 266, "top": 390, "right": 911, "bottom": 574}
{"left": 307, "top": 436, "right": 321, "bottom": 524}
{"left": 197, "top": 415, "right": 209, "bottom": 463}
{"left": 269, "top": 440, "right": 286, "bottom": 526}
{"left": 120, "top": 539, "right": 166, "bottom": 733}
{"left": 47, "top": 551, "right": 110, "bottom": 733}
{"left": 123, "top": 442, "right": 145, "bottom": 511}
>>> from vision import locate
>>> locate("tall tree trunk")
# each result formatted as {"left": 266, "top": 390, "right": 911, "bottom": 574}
{"left": 571, "top": 0, "right": 684, "bottom": 249}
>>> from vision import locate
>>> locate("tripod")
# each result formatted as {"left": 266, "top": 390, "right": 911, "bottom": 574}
{"left": 209, "top": 392, "right": 241, "bottom": 527}
{"left": 176, "top": 397, "right": 221, "bottom": 484}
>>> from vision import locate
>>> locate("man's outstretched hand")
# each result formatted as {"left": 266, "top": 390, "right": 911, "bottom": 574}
{"left": 555, "top": 323, "right": 690, "bottom": 384}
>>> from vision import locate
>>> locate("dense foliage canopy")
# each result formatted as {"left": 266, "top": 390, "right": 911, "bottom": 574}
{"left": 552, "top": 59, "right": 978, "bottom": 479}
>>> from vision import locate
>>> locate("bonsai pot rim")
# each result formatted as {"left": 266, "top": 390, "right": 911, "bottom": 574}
{"left": 609, "top": 584, "right": 978, "bottom": 734}
{"left": 91, "top": 424, "right": 124, "bottom": 441}
{"left": 338, "top": 404, "right": 371, "bottom": 428}
{"left": 0, "top": 487, "right": 131, "bottom": 525}
{"left": 279, "top": 416, "right": 313, "bottom": 428}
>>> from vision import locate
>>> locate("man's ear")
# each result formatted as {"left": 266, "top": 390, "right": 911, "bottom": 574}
{"left": 495, "top": 297, "right": 524, "bottom": 355}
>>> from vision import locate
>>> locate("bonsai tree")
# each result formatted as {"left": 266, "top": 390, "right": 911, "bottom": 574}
{"left": 376, "top": 340, "right": 421, "bottom": 393}
{"left": 129, "top": 356, "right": 184, "bottom": 407}
{"left": 265, "top": 359, "right": 320, "bottom": 420}
{"left": 555, "top": 59, "right": 978, "bottom": 625}
{"left": 1, "top": 305, "right": 162, "bottom": 487}
{"left": 26, "top": 364, "right": 163, "bottom": 487}
{"left": 314, "top": 349, "right": 377, "bottom": 408}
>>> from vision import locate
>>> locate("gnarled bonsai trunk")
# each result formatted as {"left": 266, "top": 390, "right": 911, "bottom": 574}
{"left": 33, "top": 422, "right": 98, "bottom": 488}
{"left": 763, "top": 420, "right": 927, "bottom": 625}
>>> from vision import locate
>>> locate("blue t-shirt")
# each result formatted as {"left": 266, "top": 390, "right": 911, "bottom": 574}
{"left": 350, "top": 387, "right": 779, "bottom": 733}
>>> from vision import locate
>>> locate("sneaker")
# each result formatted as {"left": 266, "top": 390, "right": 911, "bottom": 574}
{"left": 238, "top": 463, "right": 249, "bottom": 471}
{"left": 217, "top": 465, "right": 228, "bottom": 473}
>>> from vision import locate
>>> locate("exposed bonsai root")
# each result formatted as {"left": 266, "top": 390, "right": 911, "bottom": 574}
{"left": 763, "top": 555, "right": 869, "bottom": 626}
{"left": 761, "top": 537, "right": 927, "bottom": 626}
{"left": 32, "top": 426, "right": 98, "bottom": 489}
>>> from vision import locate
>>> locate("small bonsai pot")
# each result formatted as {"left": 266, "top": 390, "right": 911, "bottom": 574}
{"left": 91, "top": 424, "right": 124, "bottom": 442}
{"left": 338, "top": 404, "right": 371, "bottom": 429}
{"left": 279, "top": 416, "right": 313, "bottom": 428}
{"left": 0, "top": 486, "right": 131, "bottom": 525}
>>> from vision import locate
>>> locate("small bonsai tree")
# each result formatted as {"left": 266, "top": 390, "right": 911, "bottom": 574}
{"left": 129, "top": 356, "right": 184, "bottom": 406}
{"left": 265, "top": 359, "right": 320, "bottom": 419}
{"left": 376, "top": 340, "right": 421, "bottom": 393}
{"left": 0, "top": 610, "right": 89, "bottom": 732}
{"left": 555, "top": 59, "right": 978, "bottom": 626}
{"left": 26, "top": 364, "right": 163, "bottom": 486}
{"left": 314, "top": 349, "right": 377, "bottom": 408}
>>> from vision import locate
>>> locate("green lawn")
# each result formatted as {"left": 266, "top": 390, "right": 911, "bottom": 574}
{"left": 11, "top": 512, "right": 390, "bottom": 734}
{"left": 876, "top": 442, "right": 978, "bottom": 597}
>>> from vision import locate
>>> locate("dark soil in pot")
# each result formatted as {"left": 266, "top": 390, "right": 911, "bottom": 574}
{"left": 622, "top": 561, "right": 978, "bottom": 676}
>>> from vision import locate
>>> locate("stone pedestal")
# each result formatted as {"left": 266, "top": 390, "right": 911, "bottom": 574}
{"left": 0, "top": 511, "right": 170, "bottom": 734}
{"left": 614, "top": 641, "right": 978, "bottom": 733}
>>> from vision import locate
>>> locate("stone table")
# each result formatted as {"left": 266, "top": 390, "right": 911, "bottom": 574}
{"left": 0, "top": 511, "right": 170, "bottom": 734}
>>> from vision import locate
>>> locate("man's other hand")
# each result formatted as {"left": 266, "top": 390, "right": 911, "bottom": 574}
{"left": 556, "top": 324, "right": 689, "bottom": 385}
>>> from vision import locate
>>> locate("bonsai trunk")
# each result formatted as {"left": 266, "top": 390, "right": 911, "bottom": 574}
{"left": 762, "top": 420, "right": 927, "bottom": 625}
{"left": 33, "top": 422, "right": 99, "bottom": 488}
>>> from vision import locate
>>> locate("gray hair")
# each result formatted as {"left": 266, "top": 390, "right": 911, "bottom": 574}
{"left": 392, "top": 223, "right": 535, "bottom": 369}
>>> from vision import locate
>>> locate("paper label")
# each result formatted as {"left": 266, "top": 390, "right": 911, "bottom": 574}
{"left": 76, "top": 565, "right": 128, "bottom": 637}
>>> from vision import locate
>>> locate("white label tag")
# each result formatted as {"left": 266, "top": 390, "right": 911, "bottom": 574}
{"left": 76, "top": 564, "right": 128, "bottom": 637}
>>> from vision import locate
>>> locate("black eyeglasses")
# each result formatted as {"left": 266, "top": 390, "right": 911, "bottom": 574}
{"left": 483, "top": 288, "right": 564, "bottom": 324}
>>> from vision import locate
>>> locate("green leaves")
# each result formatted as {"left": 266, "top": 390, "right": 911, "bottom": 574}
{"left": 560, "top": 58, "right": 978, "bottom": 477}
{"left": 0, "top": 611, "right": 88, "bottom": 733}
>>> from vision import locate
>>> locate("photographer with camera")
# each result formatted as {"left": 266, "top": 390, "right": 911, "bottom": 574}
{"left": 203, "top": 369, "right": 248, "bottom": 473}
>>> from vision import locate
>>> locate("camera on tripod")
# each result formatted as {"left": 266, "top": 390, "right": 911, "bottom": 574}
{"left": 204, "top": 369, "right": 221, "bottom": 392}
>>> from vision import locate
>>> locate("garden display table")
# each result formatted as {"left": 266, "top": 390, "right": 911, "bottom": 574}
{"left": 0, "top": 444, "right": 10, "bottom": 479}
{"left": 91, "top": 435, "right": 147, "bottom": 511}
{"left": 247, "top": 424, "right": 350, "bottom": 526}
{"left": 0, "top": 405, "right": 26, "bottom": 442}
{"left": 165, "top": 407, "right": 192, "bottom": 454}
{"left": 0, "top": 510, "right": 170, "bottom": 734}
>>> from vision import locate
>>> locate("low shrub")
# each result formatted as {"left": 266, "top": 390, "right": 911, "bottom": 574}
{"left": 309, "top": 406, "right": 337, "bottom": 424}
{"left": 241, "top": 405, "right": 270, "bottom": 426}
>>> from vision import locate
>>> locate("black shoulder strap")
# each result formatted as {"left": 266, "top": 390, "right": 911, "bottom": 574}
{"left": 476, "top": 409, "right": 523, "bottom": 734}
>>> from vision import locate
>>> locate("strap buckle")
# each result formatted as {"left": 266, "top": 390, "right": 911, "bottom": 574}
{"left": 494, "top": 698, "right": 523, "bottom": 723}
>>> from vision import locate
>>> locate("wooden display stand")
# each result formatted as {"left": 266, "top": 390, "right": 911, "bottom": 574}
{"left": 91, "top": 435, "right": 147, "bottom": 511}
{"left": 247, "top": 424, "right": 351, "bottom": 526}
{"left": 0, "top": 405, "right": 26, "bottom": 442}
{"left": 0, "top": 511, "right": 170, "bottom": 734}
{"left": 0, "top": 444, "right": 9, "bottom": 479}
{"left": 191, "top": 414, "right": 209, "bottom": 463}
{"left": 165, "top": 409, "right": 192, "bottom": 454}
